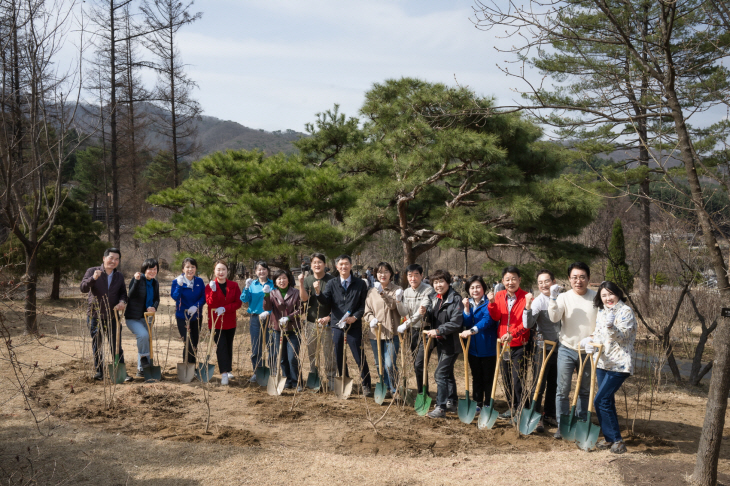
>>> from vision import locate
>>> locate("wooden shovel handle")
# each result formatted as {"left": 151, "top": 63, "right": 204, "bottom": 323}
{"left": 586, "top": 343, "right": 604, "bottom": 414}
{"left": 422, "top": 333, "right": 432, "bottom": 389}
{"left": 113, "top": 310, "right": 121, "bottom": 356}
{"left": 376, "top": 324, "right": 383, "bottom": 375}
{"left": 490, "top": 340, "right": 508, "bottom": 400}
{"left": 341, "top": 329, "right": 348, "bottom": 378}
{"left": 144, "top": 313, "right": 155, "bottom": 361}
{"left": 460, "top": 335, "right": 471, "bottom": 392}
{"left": 569, "top": 351, "right": 590, "bottom": 409}
{"left": 531, "top": 340, "right": 557, "bottom": 402}
{"left": 207, "top": 313, "right": 219, "bottom": 359}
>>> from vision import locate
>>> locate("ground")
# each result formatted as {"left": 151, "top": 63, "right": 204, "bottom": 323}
{"left": 1, "top": 278, "right": 729, "bottom": 485}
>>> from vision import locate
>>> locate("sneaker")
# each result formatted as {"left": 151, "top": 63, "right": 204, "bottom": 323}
{"left": 597, "top": 439, "right": 613, "bottom": 450}
{"left": 227, "top": 372, "right": 235, "bottom": 380}
{"left": 296, "top": 385, "right": 304, "bottom": 393}
{"left": 475, "top": 406, "right": 481, "bottom": 417}
{"left": 499, "top": 410, "right": 512, "bottom": 419}
{"left": 249, "top": 374, "right": 257, "bottom": 383}
{"left": 427, "top": 406, "right": 446, "bottom": 419}
{"left": 283, "top": 382, "right": 293, "bottom": 390}
{"left": 140, "top": 356, "right": 150, "bottom": 369}
{"left": 610, "top": 441, "right": 627, "bottom": 454}
{"left": 221, "top": 374, "right": 229, "bottom": 385}
{"left": 536, "top": 418, "right": 544, "bottom": 433}
{"left": 135, "top": 370, "right": 144, "bottom": 378}
{"left": 544, "top": 416, "right": 559, "bottom": 427}
{"left": 362, "top": 385, "right": 373, "bottom": 397}
{"left": 554, "top": 430, "right": 562, "bottom": 440}
{"left": 94, "top": 371, "right": 104, "bottom": 381}
{"left": 445, "top": 400, "right": 458, "bottom": 413}
{"left": 123, "top": 375, "right": 134, "bottom": 383}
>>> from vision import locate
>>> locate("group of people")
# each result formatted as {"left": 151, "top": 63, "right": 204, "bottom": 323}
{"left": 80, "top": 249, "right": 636, "bottom": 454}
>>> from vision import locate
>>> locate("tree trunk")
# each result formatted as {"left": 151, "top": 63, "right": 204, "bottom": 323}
{"left": 636, "top": 5, "right": 651, "bottom": 313}
{"left": 50, "top": 265, "right": 61, "bottom": 300}
{"left": 464, "top": 247, "right": 468, "bottom": 276}
{"left": 23, "top": 246, "right": 38, "bottom": 334}
{"left": 109, "top": 1, "right": 120, "bottom": 248}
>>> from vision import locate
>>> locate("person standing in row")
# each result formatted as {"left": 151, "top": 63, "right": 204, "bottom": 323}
{"left": 523, "top": 269, "right": 562, "bottom": 432}
{"left": 314, "top": 254, "right": 372, "bottom": 397}
{"left": 421, "top": 270, "right": 464, "bottom": 418}
{"left": 80, "top": 248, "right": 131, "bottom": 382}
{"left": 240, "top": 261, "right": 274, "bottom": 383}
{"left": 364, "top": 261, "right": 408, "bottom": 398}
{"left": 548, "top": 262, "right": 597, "bottom": 439}
{"left": 124, "top": 259, "right": 160, "bottom": 378}
{"left": 397, "top": 264, "right": 436, "bottom": 394}
{"left": 171, "top": 258, "right": 206, "bottom": 366}
{"left": 206, "top": 261, "right": 242, "bottom": 386}
{"left": 459, "top": 276, "right": 498, "bottom": 415}
{"left": 488, "top": 266, "right": 530, "bottom": 421}
{"left": 264, "top": 269, "right": 303, "bottom": 391}
{"left": 298, "top": 253, "right": 336, "bottom": 388}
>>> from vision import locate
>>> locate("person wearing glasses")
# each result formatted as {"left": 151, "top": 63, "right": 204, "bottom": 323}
{"left": 548, "top": 262, "right": 597, "bottom": 439}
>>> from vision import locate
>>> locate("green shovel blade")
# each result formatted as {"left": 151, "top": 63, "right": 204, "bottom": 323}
{"left": 143, "top": 359, "right": 162, "bottom": 382}
{"left": 374, "top": 378, "right": 387, "bottom": 405}
{"left": 107, "top": 358, "right": 127, "bottom": 384}
{"left": 478, "top": 398, "right": 498, "bottom": 429}
{"left": 414, "top": 387, "right": 431, "bottom": 416}
{"left": 575, "top": 411, "right": 601, "bottom": 451}
{"left": 458, "top": 392, "right": 477, "bottom": 424}
{"left": 196, "top": 363, "right": 215, "bottom": 383}
{"left": 256, "top": 366, "right": 270, "bottom": 387}
{"left": 306, "top": 368, "right": 321, "bottom": 391}
{"left": 560, "top": 406, "right": 578, "bottom": 441}
{"left": 518, "top": 401, "right": 541, "bottom": 435}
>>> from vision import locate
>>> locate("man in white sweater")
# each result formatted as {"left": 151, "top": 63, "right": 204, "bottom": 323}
{"left": 548, "top": 262, "right": 597, "bottom": 439}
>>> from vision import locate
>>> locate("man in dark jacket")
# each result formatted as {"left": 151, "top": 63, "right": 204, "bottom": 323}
{"left": 419, "top": 269, "right": 464, "bottom": 418}
{"left": 79, "top": 248, "right": 131, "bottom": 381}
{"left": 314, "top": 254, "right": 372, "bottom": 396}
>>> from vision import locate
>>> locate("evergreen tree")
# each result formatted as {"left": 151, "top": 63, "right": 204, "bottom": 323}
{"left": 606, "top": 218, "right": 633, "bottom": 292}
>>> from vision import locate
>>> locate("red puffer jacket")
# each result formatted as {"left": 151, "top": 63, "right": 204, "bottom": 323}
{"left": 205, "top": 279, "right": 242, "bottom": 330}
{"left": 487, "top": 288, "right": 530, "bottom": 347}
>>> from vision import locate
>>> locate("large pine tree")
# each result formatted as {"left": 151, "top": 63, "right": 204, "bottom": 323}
{"left": 606, "top": 218, "right": 633, "bottom": 292}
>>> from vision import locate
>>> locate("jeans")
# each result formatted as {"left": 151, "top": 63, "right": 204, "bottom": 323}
{"left": 468, "top": 354, "right": 497, "bottom": 407}
{"left": 214, "top": 327, "right": 236, "bottom": 374}
{"left": 125, "top": 318, "right": 150, "bottom": 370}
{"left": 556, "top": 345, "right": 591, "bottom": 425}
{"left": 249, "top": 313, "right": 263, "bottom": 373}
{"left": 332, "top": 325, "right": 371, "bottom": 388}
{"left": 409, "top": 328, "right": 424, "bottom": 392}
{"left": 594, "top": 368, "right": 629, "bottom": 443}
{"left": 305, "top": 321, "right": 336, "bottom": 383}
{"left": 501, "top": 344, "right": 531, "bottom": 413}
{"left": 176, "top": 317, "right": 200, "bottom": 364}
{"left": 88, "top": 316, "right": 125, "bottom": 374}
{"left": 532, "top": 341, "right": 559, "bottom": 419}
{"left": 271, "top": 330, "right": 301, "bottom": 387}
{"left": 370, "top": 338, "right": 400, "bottom": 394}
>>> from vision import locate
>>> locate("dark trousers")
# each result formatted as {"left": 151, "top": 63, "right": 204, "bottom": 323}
{"left": 270, "top": 330, "right": 301, "bottom": 387}
{"left": 502, "top": 344, "right": 531, "bottom": 413}
{"left": 214, "top": 327, "right": 236, "bottom": 374}
{"left": 594, "top": 368, "right": 629, "bottom": 443}
{"left": 532, "top": 341, "right": 559, "bottom": 419}
{"left": 89, "top": 316, "right": 125, "bottom": 374}
{"left": 410, "top": 329, "right": 424, "bottom": 392}
{"left": 176, "top": 317, "right": 200, "bottom": 364}
{"left": 468, "top": 354, "right": 497, "bottom": 407}
{"left": 434, "top": 347, "right": 459, "bottom": 408}
{"left": 332, "top": 325, "right": 371, "bottom": 388}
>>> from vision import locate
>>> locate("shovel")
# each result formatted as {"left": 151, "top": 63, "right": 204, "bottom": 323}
{"left": 334, "top": 327, "right": 353, "bottom": 400}
{"left": 414, "top": 333, "right": 433, "bottom": 416}
{"left": 267, "top": 331, "right": 287, "bottom": 396}
{"left": 478, "top": 340, "right": 509, "bottom": 429}
{"left": 142, "top": 312, "right": 162, "bottom": 382}
{"left": 196, "top": 313, "right": 218, "bottom": 383}
{"left": 518, "top": 339, "right": 557, "bottom": 435}
{"left": 576, "top": 344, "right": 604, "bottom": 451}
{"left": 560, "top": 350, "right": 591, "bottom": 441}
{"left": 256, "top": 314, "right": 271, "bottom": 387}
{"left": 397, "top": 328, "right": 416, "bottom": 406}
{"left": 458, "top": 335, "right": 477, "bottom": 424}
{"left": 374, "top": 323, "right": 387, "bottom": 404}
{"left": 176, "top": 315, "right": 196, "bottom": 383}
{"left": 107, "top": 311, "right": 127, "bottom": 384}
{"left": 305, "top": 306, "right": 322, "bottom": 392}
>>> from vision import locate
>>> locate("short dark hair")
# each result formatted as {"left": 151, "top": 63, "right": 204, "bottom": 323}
{"left": 272, "top": 269, "right": 293, "bottom": 288}
{"left": 375, "top": 261, "right": 394, "bottom": 280}
{"left": 568, "top": 261, "right": 591, "bottom": 279}
{"left": 406, "top": 264, "right": 423, "bottom": 274}
{"left": 141, "top": 258, "right": 159, "bottom": 273}
{"left": 310, "top": 253, "right": 326, "bottom": 264}
{"left": 593, "top": 281, "right": 625, "bottom": 309}
{"left": 502, "top": 266, "right": 521, "bottom": 278}
{"left": 104, "top": 247, "right": 121, "bottom": 258}
{"left": 255, "top": 261, "right": 269, "bottom": 272}
{"left": 181, "top": 257, "right": 198, "bottom": 270}
{"left": 430, "top": 269, "right": 451, "bottom": 285}
{"left": 465, "top": 275, "right": 487, "bottom": 294}
{"left": 536, "top": 269, "right": 555, "bottom": 281}
{"left": 335, "top": 254, "right": 352, "bottom": 265}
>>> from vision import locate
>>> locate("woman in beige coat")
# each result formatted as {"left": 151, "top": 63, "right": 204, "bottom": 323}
{"left": 364, "top": 262, "right": 408, "bottom": 398}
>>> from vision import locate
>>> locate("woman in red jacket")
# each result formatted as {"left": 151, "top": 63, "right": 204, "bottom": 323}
{"left": 205, "top": 261, "right": 242, "bottom": 385}
{"left": 487, "top": 265, "right": 530, "bottom": 420}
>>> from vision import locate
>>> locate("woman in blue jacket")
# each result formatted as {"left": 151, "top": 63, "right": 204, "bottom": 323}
{"left": 240, "top": 261, "right": 274, "bottom": 383}
{"left": 171, "top": 257, "right": 206, "bottom": 364}
{"left": 459, "top": 275, "right": 498, "bottom": 414}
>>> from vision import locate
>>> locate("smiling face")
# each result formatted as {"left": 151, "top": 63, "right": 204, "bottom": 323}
{"left": 310, "top": 256, "right": 325, "bottom": 276}
{"left": 214, "top": 263, "right": 228, "bottom": 282}
{"left": 407, "top": 270, "right": 423, "bottom": 290}
{"left": 336, "top": 258, "right": 352, "bottom": 279}
{"left": 276, "top": 273, "right": 289, "bottom": 289}
{"left": 183, "top": 262, "right": 197, "bottom": 280}
{"left": 469, "top": 281, "right": 485, "bottom": 301}
{"left": 103, "top": 252, "right": 120, "bottom": 272}
{"left": 537, "top": 272, "right": 554, "bottom": 297}
{"left": 502, "top": 272, "right": 521, "bottom": 295}
{"left": 256, "top": 264, "right": 269, "bottom": 282}
{"left": 144, "top": 266, "right": 158, "bottom": 280}
{"left": 432, "top": 278, "right": 449, "bottom": 295}
{"left": 569, "top": 268, "right": 589, "bottom": 295}
{"left": 601, "top": 288, "right": 618, "bottom": 307}
{"left": 376, "top": 267, "right": 392, "bottom": 285}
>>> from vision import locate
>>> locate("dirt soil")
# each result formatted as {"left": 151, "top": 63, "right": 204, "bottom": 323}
{"left": 2, "top": 280, "right": 730, "bottom": 485}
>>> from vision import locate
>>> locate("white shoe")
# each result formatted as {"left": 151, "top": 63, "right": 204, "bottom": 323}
{"left": 227, "top": 372, "right": 235, "bottom": 380}
{"left": 249, "top": 374, "right": 257, "bottom": 383}
{"left": 221, "top": 374, "right": 229, "bottom": 385}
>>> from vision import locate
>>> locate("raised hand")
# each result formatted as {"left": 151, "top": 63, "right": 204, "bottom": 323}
{"left": 313, "top": 280, "right": 321, "bottom": 294}
{"left": 487, "top": 291, "right": 495, "bottom": 303}
{"left": 93, "top": 269, "right": 102, "bottom": 280}
{"left": 550, "top": 284, "right": 562, "bottom": 299}
{"left": 176, "top": 275, "right": 185, "bottom": 287}
{"left": 524, "top": 292, "right": 533, "bottom": 309}
{"left": 209, "top": 280, "right": 217, "bottom": 292}
{"left": 263, "top": 284, "right": 271, "bottom": 294}
{"left": 134, "top": 272, "right": 141, "bottom": 280}
{"left": 245, "top": 278, "right": 253, "bottom": 289}
{"left": 395, "top": 288, "right": 403, "bottom": 301}
{"left": 374, "top": 281, "right": 383, "bottom": 293}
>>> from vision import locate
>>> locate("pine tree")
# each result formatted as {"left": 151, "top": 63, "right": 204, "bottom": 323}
{"left": 606, "top": 218, "right": 633, "bottom": 293}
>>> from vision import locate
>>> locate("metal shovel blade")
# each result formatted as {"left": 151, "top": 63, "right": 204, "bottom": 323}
{"left": 256, "top": 365, "right": 270, "bottom": 387}
{"left": 458, "top": 391, "right": 477, "bottom": 424}
{"left": 196, "top": 363, "right": 216, "bottom": 383}
{"left": 143, "top": 360, "right": 162, "bottom": 382}
{"left": 267, "top": 374, "right": 286, "bottom": 396}
{"left": 335, "top": 376, "right": 353, "bottom": 400}
{"left": 176, "top": 363, "right": 196, "bottom": 383}
{"left": 107, "top": 359, "right": 127, "bottom": 384}
{"left": 575, "top": 411, "right": 601, "bottom": 451}
{"left": 306, "top": 367, "right": 321, "bottom": 392}
{"left": 518, "top": 401, "right": 541, "bottom": 435}
{"left": 374, "top": 378, "right": 387, "bottom": 405}
{"left": 397, "top": 386, "right": 416, "bottom": 406}
{"left": 560, "top": 406, "right": 578, "bottom": 441}
{"left": 414, "top": 386, "right": 432, "bottom": 416}
{"left": 478, "top": 398, "right": 499, "bottom": 430}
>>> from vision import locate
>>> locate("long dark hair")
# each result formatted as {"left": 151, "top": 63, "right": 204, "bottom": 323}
{"left": 593, "top": 281, "right": 625, "bottom": 309}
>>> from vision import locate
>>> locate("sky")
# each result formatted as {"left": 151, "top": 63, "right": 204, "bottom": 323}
{"left": 172, "top": 0, "right": 518, "bottom": 132}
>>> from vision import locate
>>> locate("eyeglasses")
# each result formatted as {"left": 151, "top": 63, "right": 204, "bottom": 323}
{"left": 570, "top": 275, "right": 587, "bottom": 281}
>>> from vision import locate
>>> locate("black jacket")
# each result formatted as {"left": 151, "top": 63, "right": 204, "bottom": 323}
{"left": 316, "top": 275, "right": 368, "bottom": 328}
{"left": 425, "top": 287, "right": 464, "bottom": 355}
{"left": 80, "top": 265, "right": 128, "bottom": 319}
{"left": 125, "top": 277, "right": 160, "bottom": 320}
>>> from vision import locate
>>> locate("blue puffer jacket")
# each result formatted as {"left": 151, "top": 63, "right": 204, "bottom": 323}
{"left": 463, "top": 298, "right": 498, "bottom": 357}
{"left": 171, "top": 276, "right": 206, "bottom": 320}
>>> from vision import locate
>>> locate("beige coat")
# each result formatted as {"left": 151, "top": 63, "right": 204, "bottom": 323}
{"left": 363, "top": 282, "right": 408, "bottom": 340}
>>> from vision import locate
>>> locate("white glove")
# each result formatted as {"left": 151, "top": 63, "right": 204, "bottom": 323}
{"left": 336, "top": 320, "right": 347, "bottom": 330}
{"left": 216, "top": 307, "right": 225, "bottom": 315}
{"left": 176, "top": 275, "right": 185, "bottom": 287}
{"left": 397, "top": 322, "right": 409, "bottom": 334}
{"left": 186, "top": 305, "right": 197, "bottom": 315}
{"left": 259, "top": 311, "right": 270, "bottom": 320}
{"left": 605, "top": 309, "right": 616, "bottom": 327}
{"left": 550, "top": 284, "right": 562, "bottom": 299}
{"left": 395, "top": 288, "right": 403, "bottom": 301}
{"left": 374, "top": 281, "right": 383, "bottom": 293}
{"left": 279, "top": 316, "right": 289, "bottom": 325}
{"left": 209, "top": 280, "right": 217, "bottom": 292}
{"left": 263, "top": 284, "right": 271, "bottom": 293}
{"left": 369, "top": 318, "right": 378, "bottom": 328}
{"left": 245, "top": 278, "right": 253, "bottom": 289}
{"left": 580, "top": 337, "right": 592, "bottom": 352}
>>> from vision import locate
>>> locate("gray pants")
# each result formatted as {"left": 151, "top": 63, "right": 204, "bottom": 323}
{"left": 556, "top": 345, "right": 591, "bottom": 424}
{"left": 305, "top": 321, "right": 336, "bottom": 383}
